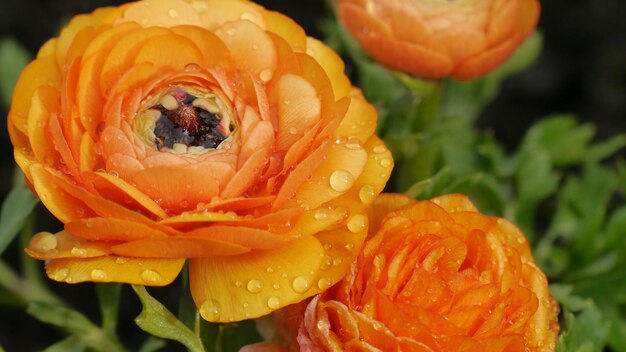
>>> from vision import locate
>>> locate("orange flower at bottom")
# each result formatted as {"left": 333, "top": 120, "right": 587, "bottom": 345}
{"left": 248, "top": 194, "right": 559, "bottom": 352}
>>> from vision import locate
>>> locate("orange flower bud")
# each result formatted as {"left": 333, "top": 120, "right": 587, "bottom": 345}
{"left": 8, "top": 0, "right": 392, "bottom": 322}
{"left": 251, "top": 194, "right": 559, "bottom": 351}
{"left": 338, "top": 0, "right": 541, "bottom": 79}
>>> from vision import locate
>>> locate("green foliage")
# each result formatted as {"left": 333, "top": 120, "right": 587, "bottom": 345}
{"left": 132, "top": 285, "right": 206, "bottom": 352}
{"left": 0, "top": 176, "right": 39, "bottom": 254}
{"left": 28, "top": 301, "right": 125, "bottom": 352}
{"left": 0, "top": 37, "right": 31, "bottom": 107}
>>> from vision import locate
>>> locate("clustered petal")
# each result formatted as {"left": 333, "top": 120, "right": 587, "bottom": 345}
{"left": 338, "top": 0, "right": 541, "bottom": 79}
{"left": 9, "top": 0, "right": 391, "bottom": 322}
{"left": 255, "top": 194, "right": 559, "bottom": 352}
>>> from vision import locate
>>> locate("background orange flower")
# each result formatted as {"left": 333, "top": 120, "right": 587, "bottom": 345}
{"left": 338, "top": 0, "right": 540, "bottom": 79}
{"left": 8, "top": 0, "right": 392, "bottom": 322}
{"left": 255, "top": 193, "right": 559, "bottom": 351}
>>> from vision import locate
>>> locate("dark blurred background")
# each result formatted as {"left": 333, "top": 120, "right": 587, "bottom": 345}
{"left": 0, "top": 0, "right": 625, "bottom": 351}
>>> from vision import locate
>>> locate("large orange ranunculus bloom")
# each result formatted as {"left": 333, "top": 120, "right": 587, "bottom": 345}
{"left": 248, "top": 194, "right": 559, "bottom": 351}
{"left": 338, "top": 0, "right": 540, "bottom": 80}
{"left": 8, "top": 0, "right": 392, "bottom": 322}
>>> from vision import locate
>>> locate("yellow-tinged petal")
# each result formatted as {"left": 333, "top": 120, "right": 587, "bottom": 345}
{"left": 65, "top": 217, "right": 169, "bottom": 241}
{"left": 189, "top": 236, "right": 325, "bottom": 322}
{"left": 87, "top": 171, "right": 169, "bottom": 220}
{"left": 29, "top": 164, "right": 96, "bottom": 223}
{"left": 121, "top": 0, "right": 201, "bottom": 28}
{"left": 133, "top": 34, "right": 204, "bottom": 71}
{"left": 45, "top": 256, "right": 185, "bottom": 285}
{"left": 9, "top": 55, "right": 62, "bottom": 135}
{"left": 110, "top": 236, "right": 250, "bottom": 258}
{"left": 27, "top": 86, "right": 60, "bottom": 165}
{"left": 197, "top": 0, "right": 265, "bottom": 29}
{"left": 215, "top": 20, "right": 277, "bottom": 79}
{"left": 26, "top": 231, "right": 111, "bottom": 260}
{"left": 274, "top": 74, "right": 321, "bottom": 150}
{"left": 263, "top": 10, "right": 306, "bottom": 51}
{"left": 306, "top": 38, "right": 351, "bottom": 100}
{"left": 431, "top": 194, "right": 479, "bottom": 213}
{"left": 334, "top": 93, "right": 377, "bottom": 143}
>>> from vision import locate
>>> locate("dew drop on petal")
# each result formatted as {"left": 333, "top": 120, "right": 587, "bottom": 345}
{"left": 90, "top": 269, "right": 107, "bottom": 281}
{"left": 317, "top": 277, "right": 332, "bottom": 290}
{"left": 259, "top": 69, "right": 273, "bottom": 82}
{"left": 33, "top": 233, "right": 58, "bottom": 252}
{"left": 332, "top": 258, "right": 343, "bottom": 267}
{"left": 314, "top": 209, "right": 329, "bottom": 221}
{"left": 234, "top": 280, "right": 244, "bottom": 288}
{"left": 291, "top": 276, "right": 311, "bottom": 293}
{"left": 329, "top": 170, "right": 354, "bottom": 192}
{"left": 246, "top": 279, "right": 263, "bottom": 294}
{"left": 200, "top": 299, "right": 221, "bottom": 320}
{"left": 71, "top": 247, "right": 87, "bottom": 257}
{"left": 191, "top": 1, "right": 207, "bottom": 12}
{"left": 266, "top": 267, "right": 274, "bottom": 273}
{"left": 373, "top": 145, "right": 387, "bottom": 154}
{"left": 347, "top": 214, "right": 368, "bottom": 233}
{"left": 379, "top": 158, "right": 392, "bottom": 168}
{"left": 267, "top": 296, "right": 281, "bottom": 309}
{"left": 140, "top": 269, "right": 162, "bottom": 284}
{"left": 272, "top": 283, "right": 281, "bottom": 290}
{"left": 288, "top": 127, "right": 298, "bottom": 135}
{"left": 345, "top": 137, "right": 361, "bottom": 150}
{"left": 168, "top": 8, "right": 178, "bottom": 18}
{"left": 320, "top": 255, "right": 332, "bottom": 270}
{"left": 115, "top": 257, "right": 127, "bottom": 265}
{"left": 359, "top": 185, "right": 376, "bottom": 204}
{"left": 53, "top": 268, "right": 69, "bottom": 281}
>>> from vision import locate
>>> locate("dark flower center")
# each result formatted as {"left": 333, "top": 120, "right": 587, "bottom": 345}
{"left": 149, "top": 88, "right": 234, "bottom": 151}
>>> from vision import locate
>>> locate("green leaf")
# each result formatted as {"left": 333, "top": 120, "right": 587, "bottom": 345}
{"left": 0, "top": 184, "right": 39, "bottom": 254}
{"left": 601, "top": 205, "right": 626, "bottom": 253}
{"left": 586, "top": 134, "right": 626, "bottom": 162}
{"left": 132, "top": 285, "right": 205, "bottom": 352}
{"left": 0, "top": 37, "right": 31, "bottom": 107}
{"left": 43, "top": 337, "right": 86, "bottom": 352}
{"left": 520, "top": 115, "right": 595, "bottom": 167}
{"left": 95, "top": 283, "right": 122, "bottom": 335}
{"left": 28, "top": 301, "right": 124, "bottom": 352}
{"left": 138, "top": 337, "right": 167, "bottom": 352}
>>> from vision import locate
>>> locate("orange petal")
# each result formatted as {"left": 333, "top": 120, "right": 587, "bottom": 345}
{"left": 110, "top": 236, "right": 250, "bottom": 258}
{"left": 431, "top": 194, "right": 479, "bottom": 213}
{"left": 65, "top": 217, "right": 168, "bottom": 241}
{"left": 221, "top": 149, "right": 268, "bottom": 198}
{"left": 9, "top": 55, "right": 61, "bottom": 135}
{"left": 29, "top": 164, "right": 96, "bottom": 223}
{"left": 189, "top": 235, "right": 324, "bottom": 322}
{"left": 263, "top": 10, "right": 306, "bottom": 51}
{"left": 27, "top": 86, "right": 60, "bottom": 165}
{"left": 26, "top": 231, "right": 111, "bottom": 260}
{"left": 453, "top": 37, "right": 517, "bottom": 80}
{"left": 45, "top": 256, "right": 184, "bottom": 285}
{"left": 215, "top": 20, "right": 277, "bottom": 78}
{"left": 274, "top": 74, "right": 321, "bottom": 150}
{"left": 334, "top": 93, "right": 377, "bottom": 144}
{"left": 171, "top": 25, "right": 233, "bottom": 69}
{"left": 198, "top": 0, "right": 266, "bottom": 29}
{"left": 305, "top": 37, "right": 351, "bottom": 100}
{"left": 133, "top": 33, "right": 204, "bottom": 71}
{"left": 187, "top": 226, "right": 292, "bottom": 250}
{"left": 86, "top": 171, "right": 168, "bottom": 220}
{"left": 120, "top": 0, "right": 201, "bottom": 28}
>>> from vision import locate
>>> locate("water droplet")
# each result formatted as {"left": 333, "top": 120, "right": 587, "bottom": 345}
{"left": 243, "top": 302, "right": 249, "bottom": 308}
{"left": 345, "top": 137, "right": 361, "bottom": 150}
{"left": 115, "top": 257, "right": 127, "bottom": 265}
{"left": 359, "top": 185, "right": 376, "bottom": 204}
{"left": 266, "top": 267, "right": 274, "bottom": 273}
{"left": 140, "top": 269, "right": 162, "bottom": 284}
{"left": 91, "top": 269, "right": 107, "bottom": 281}
{"left": 335, "top": 136, "right": 347, "bottom": 144}
{"left": 240, "top": 12, "right": 255, "bottom": 21}
{"left": 168, "top": 8, "right": 178, "bottom": 18}
{"left": 344, "top": 243, "right": 355, "bottom": 250}
{"left": 71, "top": 247, "right": 87, "bottom": 257}
{"left": 53, "top": 268, "right": 69, "bottom": 281}
{"left": 85, "top": 221, "right": 95, "bottom": 229}
{"left": 332, "top": 258, "right": 343, "bottom": 267}
{"left": 191, "top": 1, "right": 207, "bottom": 12}
{"left": 291, "top": 276, "right": 311, "bottom": 293}
{"left": 373, "top": 145, "right": 387, "bottom": 154}
{"left": 281, "top": 273, "right": 288, "bottom": 279}
{"left": 329, "top": 170, "right": 354, "bottom": 192}
{"left": 372, "top": 321, "right": 384, "bottom": 331}
{"left": 288, "top": 127, "right": 298, "bottom": 135}
{"left": 314, "top": 209, "right": 329, "bottom": 221}
{"left": 246, "top": 279, "right": 263, "bottom": 294}
{"left": 320, "top": 255, "right": 332, "bottom": 270}
{"left": 234, "top": 280, "right": 244, "bottom": 288}
{"left": 273, "top": 283, "right": 281, "bottom": 290}
{"left": 267, "top": 296, "right": 281, "bottom": 309}
{"left": 259, "top": 69, "right": 273, "bottom": 82}
{"left": 347, "top": 214, "right": 368, "bottom": 233}
{"left": 317, "top": 277, "right": 332, "bottom": 290}
{"left": 200, "top": 299, "right": 221, "bottom": 320}
{"left": 33, "top": 233, "right": 58, "bottom": 252}
{"left": 378, "top": 157, "right": 392, "bottom": 167}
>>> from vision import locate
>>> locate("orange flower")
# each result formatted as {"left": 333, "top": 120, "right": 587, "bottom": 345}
{"left": 338, "top": 0, "right": 540, "bottom": 80}
{"left": 8, "top": 0, "right": 392, "bottom": 322}
{"left": 250, "top": 194, "right": 559, "bottom": 351}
